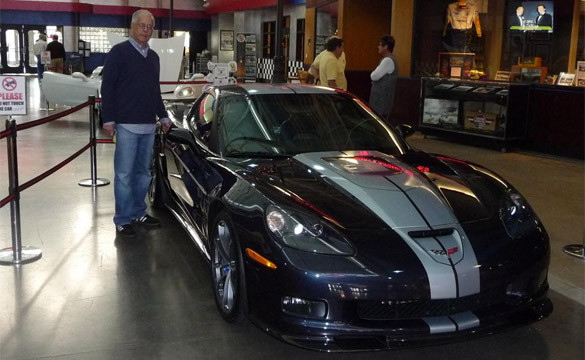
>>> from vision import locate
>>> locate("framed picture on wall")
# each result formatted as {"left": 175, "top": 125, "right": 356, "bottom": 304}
{"left": 220, "top": 30, "right": 234, "bottom": 51}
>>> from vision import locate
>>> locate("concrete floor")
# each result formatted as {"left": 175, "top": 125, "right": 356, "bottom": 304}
{"left": 0, "top": 78, "right": 583, "bottom": 360}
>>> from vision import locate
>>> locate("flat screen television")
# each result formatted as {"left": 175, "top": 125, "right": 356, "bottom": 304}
{"left": 508, "top": 1, "right": 554, "bottom": 33}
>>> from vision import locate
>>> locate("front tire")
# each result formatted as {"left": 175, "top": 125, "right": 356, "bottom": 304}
{"left": 210, "top": 211, "right": 247, "bottom": 323}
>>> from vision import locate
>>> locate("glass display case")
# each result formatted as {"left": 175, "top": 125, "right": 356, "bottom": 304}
{"left": 419, "top": 77, "right": 530, "bottom": 151}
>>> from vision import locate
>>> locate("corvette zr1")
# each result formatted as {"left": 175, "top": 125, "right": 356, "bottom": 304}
{"left": 150, "top": 83, "right": 552, "bottom": 352}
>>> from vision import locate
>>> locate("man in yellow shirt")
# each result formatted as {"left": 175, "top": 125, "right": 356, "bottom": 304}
{"left": 317, "top": 37, "right": 347, "bottom": 90}
{"left": 308, "top": 37, "right": 346, "bottom": 86}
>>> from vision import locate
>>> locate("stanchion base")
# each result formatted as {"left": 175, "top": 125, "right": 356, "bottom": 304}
{"left": 0, "top": 246, "right": 42, "bottom": 265}
{"left": 563, "top": 244, "right": 585, "bottom": 260}
{"left": 78, "top": 178, "right": 110, "bottom": 187}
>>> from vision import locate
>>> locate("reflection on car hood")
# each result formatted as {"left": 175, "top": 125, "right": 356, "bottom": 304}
{"left": 236, "top": 150, "right": 506, "bottom": 231}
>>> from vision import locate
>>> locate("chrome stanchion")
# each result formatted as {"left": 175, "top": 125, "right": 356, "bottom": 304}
{"left": 79, "top": 96, "right": 110, "bottom": 187}
{"left": 563, "top": 230, "right": 585, "bottom": 260}
{"left": 0, "top": 118, "right": 42, "bottom": 265}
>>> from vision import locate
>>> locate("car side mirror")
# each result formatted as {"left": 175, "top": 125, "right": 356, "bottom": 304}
{"left": 397, "top": 124, "right": 415, "bottom": 138}
{"left": 167, "top": 128, "right": 197, "bottom": 148}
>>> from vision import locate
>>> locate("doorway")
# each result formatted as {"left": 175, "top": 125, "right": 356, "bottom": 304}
{"left": 1, "top": 25, "right": 47, "bottom": 74}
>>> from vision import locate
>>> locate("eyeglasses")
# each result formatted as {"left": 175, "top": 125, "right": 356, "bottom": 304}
{"left": 137, "top": 23, "right": 154, "bottom": 31}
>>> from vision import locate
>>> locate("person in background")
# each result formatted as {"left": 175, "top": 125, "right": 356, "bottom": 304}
{"left": 46, "top": 35, "right": 66, "bottom": 73}
{"left": 308, "top": 38, "right": 346, "bottom": 85}
{"left": 101, "top": 9, "right": 172, "bottom": 239}
{"left": 33, "top": 34, "right": 47, "bottom": 80}
{"left": 369, "top": 35, "right": 398, "bottom": 123}
{"left": 317, "top": 36, "right": 347, "bottom": 90}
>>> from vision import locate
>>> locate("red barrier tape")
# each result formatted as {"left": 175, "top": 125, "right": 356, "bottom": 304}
{"left": 0, "top": 128, "right": 12, "bottom": 140}
{"left": 18, "top": 142, "right": 92, "bottom": 194}
{"left": 96, "top": 139, "right": 114, "bottom": 144}
{"left": 16, "top": 101, "right": 91, "bottom": 132}
{"left": 0, "top": 102, "right": 94, "bottom": 210}
{"left": 0, "top": 193, "right": 16, "bottom": 209}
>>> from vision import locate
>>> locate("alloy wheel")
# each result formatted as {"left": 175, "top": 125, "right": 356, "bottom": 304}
{"left": 212, "top": 220, "right": 238, "bottom": 313}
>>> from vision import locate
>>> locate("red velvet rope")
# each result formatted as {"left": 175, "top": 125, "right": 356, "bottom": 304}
{"left": 0, "top": 101, "right": 93, "bottom": 209}
{"left": 15, "top": 101, "right": 90, "bottom": 132}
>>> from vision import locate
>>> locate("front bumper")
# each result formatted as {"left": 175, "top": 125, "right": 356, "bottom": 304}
{"left": 243, "top": 244, "right": 552, "bottom": 352}
{"left": 252, "top": 289, "right": 552, "bottom": 352}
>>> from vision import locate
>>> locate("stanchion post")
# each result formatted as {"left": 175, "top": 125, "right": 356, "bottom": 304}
{"left": 0, "top": 118, "right": 42, "bottom": 265}
{"left": 79, "top": 96, "right": 110, "bottom": 187}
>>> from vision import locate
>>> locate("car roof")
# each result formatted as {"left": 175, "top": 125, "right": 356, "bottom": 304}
{"left": 216, "top": 83, "right": 338, "bottom": 96}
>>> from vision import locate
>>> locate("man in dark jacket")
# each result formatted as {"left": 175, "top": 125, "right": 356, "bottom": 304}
{"left": 101, "top": 9, "right": 172, "bottom": 239}
{"left": 46, "top": 35, "right": 66, "bottom": 73}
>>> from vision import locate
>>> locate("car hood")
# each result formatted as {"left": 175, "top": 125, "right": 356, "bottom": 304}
{"left": 236, "top": 150, "right": 507, "bottom": 232}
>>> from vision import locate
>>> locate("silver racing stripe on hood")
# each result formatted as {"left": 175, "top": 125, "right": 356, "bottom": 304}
{"left": 294, "top": 151, "right": 480, "bottom": 299}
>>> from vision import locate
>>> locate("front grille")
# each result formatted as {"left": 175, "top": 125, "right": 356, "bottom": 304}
{"left": 357, "top": 289, "right": 507, "bottom": 320}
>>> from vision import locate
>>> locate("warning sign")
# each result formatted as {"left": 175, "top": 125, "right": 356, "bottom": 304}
{"left": 0, "top": 76, "right": 27, "bottom": 115}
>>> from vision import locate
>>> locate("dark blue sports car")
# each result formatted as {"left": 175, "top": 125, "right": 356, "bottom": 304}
{"left": 151, "top": 84, "right": 552, "bottom": 352}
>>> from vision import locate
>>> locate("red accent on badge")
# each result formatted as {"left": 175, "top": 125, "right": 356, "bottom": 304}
{"left": 447, "top": 247, "right": 459, "bottom": 256}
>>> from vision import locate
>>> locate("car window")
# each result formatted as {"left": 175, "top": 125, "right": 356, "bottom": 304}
{"left": 200, "top": 94, "right": 215, "bottom": 124}
{"left": 189, "top": 93, "right": 215, "bottom": 143}
{"left": 241, "top": 93, "right": 405, "bottom": 156}
{"left": 217, "top": 95, "right": 268, "bottom": 154}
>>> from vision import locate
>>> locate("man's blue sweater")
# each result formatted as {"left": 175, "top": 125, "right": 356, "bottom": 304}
{"left": 100, "top": 40, "right": 167, "bottom": 125}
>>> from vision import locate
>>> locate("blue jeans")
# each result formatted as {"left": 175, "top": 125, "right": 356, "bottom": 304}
{"left": 113, "top": 126, "right": 155, "bottom": 226}
{"left": 36, "top": 55, "right": 44, "bottom": 79}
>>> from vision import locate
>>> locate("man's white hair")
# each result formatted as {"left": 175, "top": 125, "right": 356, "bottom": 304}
{"left": 131, "top": 9, "right": 155, "bottom": 24}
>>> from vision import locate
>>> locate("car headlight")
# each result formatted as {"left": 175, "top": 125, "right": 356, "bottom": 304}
{"left": 499, "top": 190, "right": 539, "bottom": 238}
{"left": 265, "top": 205, "right": 354, "bottom": 255}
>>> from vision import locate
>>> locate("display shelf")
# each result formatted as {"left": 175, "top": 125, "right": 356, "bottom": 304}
{"left": 419, "top": 77, "right": 530, "bottom": 151}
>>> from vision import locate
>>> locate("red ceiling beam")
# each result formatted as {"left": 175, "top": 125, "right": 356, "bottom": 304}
{"left": 204, "top": 0, "right": 293, "bottom": 14}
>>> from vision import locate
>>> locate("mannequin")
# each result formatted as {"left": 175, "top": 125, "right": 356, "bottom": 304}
{"left": 442, "top": 0, "right": 482, "bottom": 52}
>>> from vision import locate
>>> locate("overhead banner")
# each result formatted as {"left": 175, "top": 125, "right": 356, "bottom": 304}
{"left": 0, "top": 76, "right": 27, "bottom": 115}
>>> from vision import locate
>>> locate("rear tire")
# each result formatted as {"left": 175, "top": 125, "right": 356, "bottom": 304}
{"left": 210, "top": 211, "right": 247, "bottom": 323}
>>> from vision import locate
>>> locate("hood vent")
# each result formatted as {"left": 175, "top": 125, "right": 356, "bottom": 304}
{"left": 408, "top": 228, "right": 454, "bottom": 238}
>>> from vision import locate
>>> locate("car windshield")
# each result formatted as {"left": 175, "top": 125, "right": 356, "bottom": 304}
{"left": 217, "top": 93, "right": 406, "bottom": 157}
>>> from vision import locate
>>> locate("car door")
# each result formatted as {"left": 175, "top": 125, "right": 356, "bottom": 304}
{"left": 164, "top": 92, "right": 220, "bottom": 234}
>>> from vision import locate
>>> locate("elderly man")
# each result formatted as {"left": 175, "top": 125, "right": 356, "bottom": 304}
{"left": 101, "top": 9, "right": 172, "bottom": 239}
{"left": 317, "top": 36, "right": 347, "bottom": 90}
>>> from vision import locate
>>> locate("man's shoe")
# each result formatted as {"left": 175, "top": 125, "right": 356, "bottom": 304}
{"left": 133, "top": 214, "right": 161, "bottom": 228}
{"left": 116, "top": 224, "right": 137, "bottom": 238}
